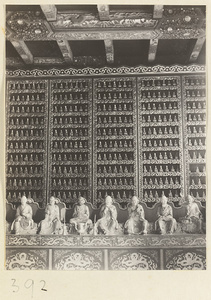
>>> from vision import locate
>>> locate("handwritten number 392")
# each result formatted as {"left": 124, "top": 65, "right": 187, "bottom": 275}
{"left": 11, "top": 279, "right": 47, "bottom": 298}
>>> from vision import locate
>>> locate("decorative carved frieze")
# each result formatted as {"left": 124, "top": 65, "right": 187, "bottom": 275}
{"left": 6, "top": 64, "right": 206, "bottom": 78}
{"left": 50, "top": 12, "right": 157, "bottom": 30}
{"left": 5, "top": 234, "right": 206, "bottom": 247}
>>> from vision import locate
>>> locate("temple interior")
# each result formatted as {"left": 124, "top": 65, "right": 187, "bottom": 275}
{"left": 5, "top": 5, "right": 206, "bottom": 270}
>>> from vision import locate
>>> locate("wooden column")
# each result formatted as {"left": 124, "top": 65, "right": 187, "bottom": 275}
{"left": 40, "top": 5, "right": 57, "bottom": 21}
{"left": 153, "top": 5, "right": 164, "bottom": 18}
{"left": 148, "top": 39, "right": 159, "bottom": 62}
{"left": 104, "top": 39, "right": 114, "bottom": 64}
{"left": 97, "top": 5, "right": 110, "bottom": 21}
{"left": 189, "top": 37, "right": 205, "bottom": 62}
{"left": 57, "top": 40, "right": 73, "bottom": 63}
{"left": 10, "top": 40, "right": 33, "bottom": 64}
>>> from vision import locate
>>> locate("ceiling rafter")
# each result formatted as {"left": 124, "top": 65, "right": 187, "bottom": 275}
{"left": 57, "top": 40, "right": 73, "bottom": 63}
{"left": 40, "top": 5, "right": 57, "bottom": 21}
{"left": 189, "top": 37, "right": 205, "bottom": 62}
{"left": 153, "top": 5, "right": 164, "bottom": 19}
{"left": 104, "top": 39, "right": 114, "bottom": 63}
{"left": 10, "top": 40, "right": 33, "bottom": 64}
{"left": 97, "top": 5, "right": 110, "bottom": 21}
{"left": 148, "top": 39, "right": 159, "bottom": 62}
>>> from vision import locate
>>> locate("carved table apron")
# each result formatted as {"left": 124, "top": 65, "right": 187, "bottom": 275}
{"left": 6, "top": 234, "right": 206, "bottom": 270}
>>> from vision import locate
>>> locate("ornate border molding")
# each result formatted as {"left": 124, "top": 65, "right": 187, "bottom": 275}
{"left": 6, "top": 64, "right": 205, "bottom": 78}
{"left": 6, "top": 234, "right": 206, "bottom": 248}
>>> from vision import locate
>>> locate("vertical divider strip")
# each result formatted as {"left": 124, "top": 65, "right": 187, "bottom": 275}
{"left": 91, "top": 77, "right": 94, "bottom": 205}
{"left": 46, "top": 78, "right": 51, "bottom": 205}
{"left": 180, "top": 75, "right": 187, "bottom": 200}
{"left": 136, "top": 76, "right": 140, "bottom": 198}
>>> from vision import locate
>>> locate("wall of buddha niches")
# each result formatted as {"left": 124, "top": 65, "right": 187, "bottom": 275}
{"left": 5, "top": 69, "right": 206, "bottom": 208}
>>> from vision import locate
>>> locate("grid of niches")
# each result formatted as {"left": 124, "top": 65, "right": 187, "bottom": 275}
{"left": 6, "top": 80, "right": 48, "bottom": 205}
{"left": 49, "top": 78, "right": 93, "bottom": 204}
{"left": 93, "top": 77, "right": 138, "bottom": 206}
{"left": 138, "top": 76, "right": 184, "bottom": 205}
{"left": 182, "top": 75, "right": 206, "bottom": 203}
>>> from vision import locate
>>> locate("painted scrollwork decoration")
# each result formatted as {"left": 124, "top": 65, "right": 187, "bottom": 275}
{"left": 6, "top": 65, "right": 206, "bottom": 78}
{"left": 110, "top": 251, "right": 158, "bottom": 270}
{"left": 6, "top": 11, "right": 52, "bottom": 40}
{"left": 51, "top": 12, "right": 158, "bottom": 30}
{"left": 54, "top": 251, "right": 102, "bottom": 270}
{"left": 6, "top": 250, "right": 47, "bottom": 270}
{"left": 166, "top": 251, "right": 206, "bottom": 270}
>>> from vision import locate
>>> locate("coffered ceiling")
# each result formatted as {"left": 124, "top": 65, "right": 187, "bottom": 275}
{"left": 6, "top": 5, "right": 206, "bottom": 68}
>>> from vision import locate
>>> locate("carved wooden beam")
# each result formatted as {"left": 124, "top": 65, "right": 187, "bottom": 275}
{"left": 104, "top": 40, "right": 114, "bottom": 64}
{"left": 148, "top": 39, "right": 159, "bottom": 62}
{"left": 10, "top": 40, "right": 33, "bottom": 64}
{"left": 97, "top": 5, "right": 110, "bottom": 21}
{"left": 40, "top": 5, "right": 57, "bottom": 21}
{"left": 6, "top": 57, "right": 24, "bottom": 66}
{"left": 189, "top": 37, "right": 205, "bottom": 62}
{"left": 153, "top": 5, "right": 164, "bottom": 19}
{"left": 57, "top": 40, "right": 73, "bottom": 63}
{"left": 33, "top": 57, "right": 65, "bottom": 65}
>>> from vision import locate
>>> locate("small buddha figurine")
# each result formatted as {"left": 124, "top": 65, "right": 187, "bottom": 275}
{"left": 155, "top": 195, "right": 177, "bottom": 234}
{"left": 39, "top": 196, "right": 62, "bottom": 235}
{"left": 124, "top": 196, "right": 148, "bottom": 235}
{"left": 181, "top": 195, "right": 203, "bottom": 233}
{"left": 94, "top": 196, "right": 119, "bottom": 235}
{"left": 11, "top": 196, "right": 37, "bottom": 235}
{"left": 69, "top": 197, "right": 93, "bottom": 235}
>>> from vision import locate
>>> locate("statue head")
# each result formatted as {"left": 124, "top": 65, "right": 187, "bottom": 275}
{"left": 49, "top": 196, "right": 56, "bottom": 205}
{"left": 78, "top": 196, "right": 86, "bottom": 206}
{"left": 187, "top": 195, "right": 194, "bottom": 204}
{"left": 21, "top": 196, "right": 27, "bottom": 206}
{"left": 131, "top": 196, "right": 139, "bottom": 206}
{"left": 161, "top": 195, "right": 168, "bottom": 206}
{"left": 105, "top": 195, "right": 112, "bottom": 207}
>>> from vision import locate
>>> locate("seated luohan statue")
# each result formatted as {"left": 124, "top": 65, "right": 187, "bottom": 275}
{"left": 11, "top": 196, "right": 37, "bottom": 234}
{"left": 94, "top": 196, "right": 119, "bottom": 235}
{"left": 124, "top": 196, "right": 148, "bottom": 235}
{"left": 39, "top": 196, "right": 62, "bottom": 235}
{"left": 181, "top": 195, "right": 203, "bottom": 233}
{"left": 69, "top": 197, "right": 93, "bottom": 234}
{"left": 155, "top": 196, "right": 177, "bottom": 234}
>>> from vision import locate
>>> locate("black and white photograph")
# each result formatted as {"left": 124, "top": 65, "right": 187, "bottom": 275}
{"left": 4, "top": 3, "right": 207, "bottom": 273}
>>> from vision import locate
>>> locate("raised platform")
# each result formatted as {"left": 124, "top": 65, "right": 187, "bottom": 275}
{"left": 6, "top": 234, "right": 206, "bottom": 270}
